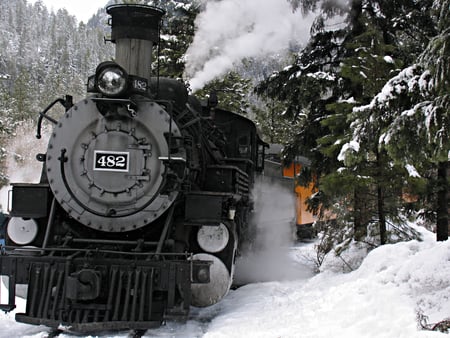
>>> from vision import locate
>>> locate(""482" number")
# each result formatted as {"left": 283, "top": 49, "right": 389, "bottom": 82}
{"left": 94, "top": 151, "right": 129, "bottom": 172}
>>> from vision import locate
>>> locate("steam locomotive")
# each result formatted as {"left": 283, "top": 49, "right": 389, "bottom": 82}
{"left": 0, "top": 5, "right": 267, "bottom": 332}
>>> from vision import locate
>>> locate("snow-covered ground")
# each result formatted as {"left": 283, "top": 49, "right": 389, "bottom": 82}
{"left": 1, "top": 223, "right": 449, "bottom": 338}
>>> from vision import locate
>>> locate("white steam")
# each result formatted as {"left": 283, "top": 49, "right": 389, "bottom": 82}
{"left": 184, "top": 0, "right": 317, "bottom": 91}
{"left": 234, "top": 178, "right": 314, "bottom": 284}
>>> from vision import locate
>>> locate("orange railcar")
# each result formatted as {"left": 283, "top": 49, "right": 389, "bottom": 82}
{"left": 264, "top": 145, "right": 320, "bottom": 239}
{"left": 282, "top": 160, "right": 317, "bottom": 239}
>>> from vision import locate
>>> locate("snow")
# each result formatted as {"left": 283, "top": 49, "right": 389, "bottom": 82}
{"left": 353, "top": 66, "right": 418, "bottom": 113}
{"left": 384, "top": 55, "right": 395, "bottom": 64}
{"left": 406, "top": 164, "right": 421, "bottom": 177}
{"left": 306, "top": 71, "right": 337, "bottom": 81}
{"left": 337, "top": 140, "right": 360, "bottom": 162}
{"left": 1, "top": 223, "right": 449, "bottom": 338}
{"left": 338, "top": 97, "right": 356, "bottom": 104}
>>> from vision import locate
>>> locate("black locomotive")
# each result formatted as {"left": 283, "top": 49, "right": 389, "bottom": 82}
{"left": 0, "top": 5, "right": 266, "bottom": 332}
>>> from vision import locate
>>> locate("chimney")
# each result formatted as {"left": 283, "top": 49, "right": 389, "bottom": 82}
{"left": 106, "top": 4, "right": 165, "bottom": 81}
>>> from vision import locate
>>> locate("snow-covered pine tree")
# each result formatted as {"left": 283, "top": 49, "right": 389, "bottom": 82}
{"left": 322, "top": 0, "right": 437, "bottom": 244}
{"left": 152, "top": 0, "right": 199, "bottom": 78}
{"left": 360, "top": 0, "right": 449, "bottom": 241}
{"left": 193, "top": 71, "right": 253, "bottom": 115}
{"left": 327, "top": 16, "right": 409, "bottom": 244}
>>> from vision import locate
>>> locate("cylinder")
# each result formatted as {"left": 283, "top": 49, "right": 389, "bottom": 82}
{"left": 106, "top": 4, "right": 165, "bottom": 80}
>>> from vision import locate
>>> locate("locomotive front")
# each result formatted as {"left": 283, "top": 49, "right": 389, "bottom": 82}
{"left": 0, "top": 5, "right": 223, "bottom": 331}
{"left": 46, "top": 62, "right": 182, "bottom": 232}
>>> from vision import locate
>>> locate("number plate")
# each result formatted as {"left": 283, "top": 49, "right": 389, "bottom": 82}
{"left": 94, "top": 151, "right": 129, "bottom": 172}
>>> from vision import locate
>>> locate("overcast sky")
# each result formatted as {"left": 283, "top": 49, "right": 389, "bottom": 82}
{"left": 29, "top": 0, "right": 107, "bottom": 23}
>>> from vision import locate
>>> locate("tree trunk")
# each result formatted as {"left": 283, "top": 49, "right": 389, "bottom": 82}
{"left": 378, "top": 184, "right": 387, "bottom": 245}
{"left": 376, "top": 149, "right": 387, "bottom": 245}
{"left": 353, "top": 189, "right": 368, "bottom": 240}
{"left": 436, "top": 161, "right": 448, "bottom": 241}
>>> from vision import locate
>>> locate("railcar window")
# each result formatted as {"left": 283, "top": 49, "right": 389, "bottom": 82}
{"left": 257, "top": 143, "right": 264, "bottom": 169}
{"left": 238, "top": 135, "right": 250, "bottom": 157}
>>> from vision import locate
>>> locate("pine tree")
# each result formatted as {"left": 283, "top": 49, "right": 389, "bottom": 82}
{"left": 193, "top": 71, "right": 253, "bottom": 115}
{"left": 418, "top": 0, "right": 449, "bottom": 241}
{"left": 155, "top": 0, "right": 199, "bottom": 78}
{"left": 324, "top": 0, "right": 437, "bottom": 244}
{"left": 326, "top": 16, "right": 407, "bottom": 244}
{"left": 366, "top": 0, "right": 449, "bottom": 241}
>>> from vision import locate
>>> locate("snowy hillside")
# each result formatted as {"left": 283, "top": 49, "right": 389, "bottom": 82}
{"left": 1, "top": 223, "right": 449, "bottom": 338}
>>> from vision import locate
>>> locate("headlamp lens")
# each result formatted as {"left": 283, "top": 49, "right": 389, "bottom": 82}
{"left": 97, "top": 68, "right": 127, "bottom": 96}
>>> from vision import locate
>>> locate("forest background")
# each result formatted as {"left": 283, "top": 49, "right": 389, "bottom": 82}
{"left": 0, "top": 0, "right": 448, "bottom": 254}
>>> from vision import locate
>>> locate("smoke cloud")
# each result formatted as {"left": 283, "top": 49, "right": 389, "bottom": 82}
{"left": 184, "top": 0, "right": 316, "bottom": 91}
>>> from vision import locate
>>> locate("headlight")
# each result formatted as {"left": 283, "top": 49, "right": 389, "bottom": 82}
{"left": 97, "top": 66, "right": 128, "bottom": 97}
{"left": 87, "top": 61, "right": 149, "bottom": 97}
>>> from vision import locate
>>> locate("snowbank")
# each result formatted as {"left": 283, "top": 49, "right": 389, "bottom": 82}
{"left": 203, "top": 225, "right": 448, "bottom": 338}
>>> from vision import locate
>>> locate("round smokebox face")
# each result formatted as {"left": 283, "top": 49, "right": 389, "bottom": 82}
{"left": 46, "top": 99, "right": 183, "bottom": 232}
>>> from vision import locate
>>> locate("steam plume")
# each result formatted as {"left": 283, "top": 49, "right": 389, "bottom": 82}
{"left": 184, "top": 0, "right": 316, "bottom": 91}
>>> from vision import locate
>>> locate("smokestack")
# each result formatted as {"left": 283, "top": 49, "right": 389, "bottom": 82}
{"left": 106, "top": 4, "right": 165, "bottom": 81}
